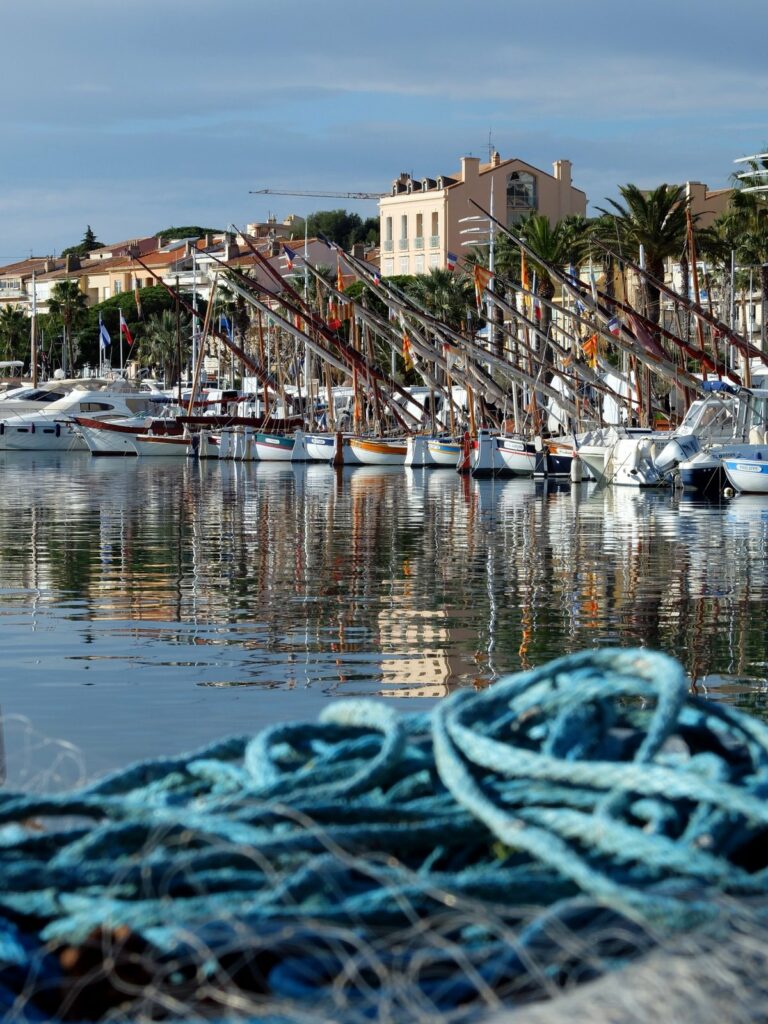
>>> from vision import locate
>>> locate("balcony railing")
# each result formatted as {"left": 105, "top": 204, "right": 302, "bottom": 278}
{"left": 382, "top": 240, "right": 394, "bottom": 252}
{"left": 414, "top": 236, "right": 424, "bottom": 249}
{"left": 429, "top": 235, "right": 440, "bottom": 248}
{"left": 398, "top": 238, "right": 409, "bottom": 251}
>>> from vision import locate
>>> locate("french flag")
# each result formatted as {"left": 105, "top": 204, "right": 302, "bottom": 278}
{"left": 283, "top": 244, "right": 297, "bottom": 270}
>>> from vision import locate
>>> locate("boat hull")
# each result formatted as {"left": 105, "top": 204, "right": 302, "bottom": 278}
{"left": 253, "top": 432, "right": 295, "bottom": 461}
{"left": 134, "top": 435, "right": 193, "bottom": 457}
{"left": 0, "top": 420, "right": 84, "bottom": 451}
{"left": 426, "top": 438, "right": 461, "bottom": 467}
{"left": 723, "top": 448, "right": 768, "bottom": 493}
{"left": 495, "top": 436, "right": 536, "bottom": 477}
{"left": 348, "top": 438, "right": 407, "bottom": 465}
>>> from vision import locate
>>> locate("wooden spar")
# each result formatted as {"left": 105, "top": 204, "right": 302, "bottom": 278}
{"left": 255, "top": 310, "right": 270, "bottom": 418}
{"left": 342, "top": 239, "right": 658, "bottom": 421}
{"left": 221, "top": 272, "right": 419, "bottom": 433}
{"left": 175, "top": 276, "right": 182, "bottom": 405}
{"left": 591, "top": 237, "right": 768, "bottom": 370}
{"left": 187, "top": 273, "right": 217, "bottom": 416}
{"left": 686, "top": 209, "right": 709, "bottom": 380}
{"left": 468, "top": 201, "right": 708, "bottom": 394}
{"left": 211, "top": 243, "right": 421, "bottom": 429}
{"left": 131, "top": 254, "right": 273, "bottom": 387}
{"left": 500, "top": 265, "right": 731, "bottom": 384}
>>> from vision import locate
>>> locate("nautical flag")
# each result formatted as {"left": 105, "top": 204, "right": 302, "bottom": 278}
{"left": 533, "top": 295, "right": 542, "bottom": 321}
{"left": 473, "top": 264, "right": 494, "bottom": 309}
{"left": 327, "top": 298, "right": 342, "bottom": 331}
{"left": 283, "top": 244, "right": 297, "bottom": 270}
{"left": 520, "top": 251, "right": 530, "bottom": 313}
{"left": 133, "top": 278, "right": 142, "bottom": 318}
{"left": 317, "top": 232, "right": 336, "bottom": 249}
{"left": 99, "top": 316, "right": 111, "bottom": 349}
{"left": 607, "top": 316, "right": 620, "bottom": 336}
{"left": 582, "top": 333, "right": 598, "bottom": 367}
{"left": 446, "top": 251, "right": 458, "bottom": 271}
{"left": 336, "top": 257, "right": 345, "bottom": 293}
{"left": 626, "top": 313, "right": 667, "bottom": 362}
{"left": 119, "top": 311, "right": 134, "bottom": 346}
{"left": 372, "top": 268, "right": 381, "bottom": 285}
{"left": 220, "top": 315, "right": 233, "bottom": 341}
{"left": 402, "top": 329, "right": 413, "bottom": 371}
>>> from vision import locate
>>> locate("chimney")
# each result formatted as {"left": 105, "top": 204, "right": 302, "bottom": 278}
{"left": 553, "top": 159, "right": 572, "bottom": 187}
{"left": 156, "top": 235, "right": 165, "bottom": 248}
{"left": 65, "top": 254, "right": 80, "bottom": 273}
{"left": 460, "top": 156, "right": 481, "bottom": 182}
{"left": 491, "top": 150, "right": 501, "bottom": 167}
{"left": 44, "top": 258, "right": 53, "bottom": 273}
{"left": 204, "top": 233, "right": 213, "bottom": 247}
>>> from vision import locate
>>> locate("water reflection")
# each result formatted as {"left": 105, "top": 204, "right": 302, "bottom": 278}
{"left": 1, "top": 452, "right": 767, "bottom": 772}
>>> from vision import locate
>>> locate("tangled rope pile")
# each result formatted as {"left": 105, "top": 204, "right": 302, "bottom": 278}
{"left": 3, "top": 647, "right": 768, "bottom": 1022}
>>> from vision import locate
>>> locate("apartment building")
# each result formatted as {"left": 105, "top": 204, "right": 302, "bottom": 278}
{"left": 378, "top": 151, "right": 587, "bottom": 278}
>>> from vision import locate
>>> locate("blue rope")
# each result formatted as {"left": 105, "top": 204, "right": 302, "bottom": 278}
{"left": 2, "top": 647, "right": 768, "bottom": 1022}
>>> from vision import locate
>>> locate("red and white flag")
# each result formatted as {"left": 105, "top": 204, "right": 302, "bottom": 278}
{"left": 119, "top": 311, "right": 134, "bottom": 346}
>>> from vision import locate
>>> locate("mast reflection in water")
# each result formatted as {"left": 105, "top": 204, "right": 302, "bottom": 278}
{"left": 0, "top": 452, "right": 766, "bottom": 777}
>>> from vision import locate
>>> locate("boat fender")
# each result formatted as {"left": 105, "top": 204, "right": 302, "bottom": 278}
{"left": 55, "top": 423, "right": 61, "bottom": 437}
{"left": 0, "top": 423, "right": 4, "bottom": 435}
{"left": 30, "top": 423, "right": 35, "bottom": 434}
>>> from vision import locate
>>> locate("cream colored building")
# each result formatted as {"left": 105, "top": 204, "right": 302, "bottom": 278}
{"left": 378, "top": 151, "right": 587, "bottom": 278}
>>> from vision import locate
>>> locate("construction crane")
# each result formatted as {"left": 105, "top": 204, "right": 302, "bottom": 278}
{"left": 250, "top": 188, "right": 384, "bottom": 200}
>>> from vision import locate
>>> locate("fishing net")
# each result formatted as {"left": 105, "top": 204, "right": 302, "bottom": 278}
{"left": 2, "top": 648, "right": 768, "bottom": 1023}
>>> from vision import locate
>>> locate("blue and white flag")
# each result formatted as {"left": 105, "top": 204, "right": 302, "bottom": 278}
{"left": 220, "top": 315, "right": 233, "bottom": 341}
{"left": 99, "top": 317, "right": 111, "bottom": 349}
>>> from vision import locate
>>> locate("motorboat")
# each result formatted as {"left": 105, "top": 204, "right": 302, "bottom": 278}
{"left": 722, "top": 446, "right": 768, "bottom": 494}
{"left": 577, "top": 383, "right": 764, "bottom": 488}
{"left": 675, "top": 386, "right": 768, "bottom": 493}
{"left": 0, "top": 384, "right": 161, "bottom": 452}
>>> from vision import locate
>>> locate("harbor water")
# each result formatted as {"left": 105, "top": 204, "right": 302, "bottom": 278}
{"left": 2, "top": 451, "right": 767, "bottom": 783}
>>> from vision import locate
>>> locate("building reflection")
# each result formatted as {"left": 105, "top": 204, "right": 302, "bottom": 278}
{"left": 0, "top": 454, "right": 766, "bottom": 702}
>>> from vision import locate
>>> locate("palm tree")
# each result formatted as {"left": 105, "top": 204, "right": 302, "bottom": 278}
{"left": 408, "top": 268, "right": 473, "bottom": 332}
{"left": 598, "top": 184, "right": 689, "bottom": 327}
{"left": 47, "top": 281, "right": 88, "bottom": 374}
{"left": 0, "top": 305, "right": 29, "bottom": 364}
{"left": 727, "top": 151, "right": 768, "bottom": 336}
{"left": 142, "top": 308, "right": 189, "bottom": 384}
{"left": 520, "top": 214, "right": 589, "bottom": 338}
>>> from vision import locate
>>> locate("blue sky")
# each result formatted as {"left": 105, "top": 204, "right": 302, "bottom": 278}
{"left": 0, "top": 0, "right": 765, "bottom": 261}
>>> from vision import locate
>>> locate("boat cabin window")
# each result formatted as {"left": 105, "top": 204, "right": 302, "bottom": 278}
{"left": 78, "top": 401, "right": 115, "bottom": 412}
{"left": 31, "top": 390, "right": 67, "bottom": 403}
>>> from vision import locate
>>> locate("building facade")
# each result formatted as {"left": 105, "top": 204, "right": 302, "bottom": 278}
{"left": 378, "top": 151, "right": 587, "bottom": 278}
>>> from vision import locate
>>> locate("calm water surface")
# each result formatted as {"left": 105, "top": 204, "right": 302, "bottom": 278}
{"left": 1, "top": 451, "right": 767, "bottom": 781}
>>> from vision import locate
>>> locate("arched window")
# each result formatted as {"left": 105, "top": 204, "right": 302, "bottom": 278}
{"left": 506, "top": 171, "right": 537, "bottom": 224}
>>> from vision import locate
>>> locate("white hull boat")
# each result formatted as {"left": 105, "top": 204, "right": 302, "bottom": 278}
{"left": 348, "top": 437, "right": 407, "bottom": 466}
{"left": 723, "top": 446, "right": 768, "bottom": 494}
{"left": 426, "top": 438, "right": 462, "bottom": 467}
{"left": 495, "top": 435, "right": 536, "bottom": 477}
{"left": 134, "top": 434, "right": 193, "bottom": 457}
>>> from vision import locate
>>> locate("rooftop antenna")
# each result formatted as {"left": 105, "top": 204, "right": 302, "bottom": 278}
{"left": 488, "top": 129, "right": 494, "bottom": 162}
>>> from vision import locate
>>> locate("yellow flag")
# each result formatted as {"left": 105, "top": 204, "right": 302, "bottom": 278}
{"left": 402, "top": 331, "right": 413, "bottom": 370}
{"left": 582, "top": 333, "right": 599, "bottom": 368}
{"left": 473, "top": 264, "right": 494, "bottom": 308}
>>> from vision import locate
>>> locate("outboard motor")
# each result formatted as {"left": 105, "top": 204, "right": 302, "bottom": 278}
{"left": 654, "top": 435, "right": 701, "bottom": 475}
